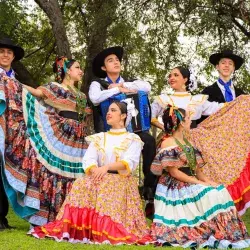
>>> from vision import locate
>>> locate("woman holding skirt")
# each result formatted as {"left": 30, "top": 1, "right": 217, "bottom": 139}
{"left": 0, "top": 56, "right": 91, "bottom": 225}
{"left": 150, "top": 105, "right": 250, "bottom": 248}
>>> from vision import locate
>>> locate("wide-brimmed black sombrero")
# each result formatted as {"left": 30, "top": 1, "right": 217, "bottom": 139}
{"left": 92, "top": 46, "right": 123, "bottom": 78}
{"left": 209, "top": 49, "right": 244, "bottom": 70}
{"left": 0, "top": 37, "right": 24, "bottom": 61}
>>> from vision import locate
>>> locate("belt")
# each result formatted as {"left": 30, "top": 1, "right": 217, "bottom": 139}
{"left": 58, "top": 110, "right": 79, "bottom": 121}
{"left": 179, "top": 167, "right": 194, "bottom": 176}
{"left": 107, "top": 170, "right": 118, "bottom": 174}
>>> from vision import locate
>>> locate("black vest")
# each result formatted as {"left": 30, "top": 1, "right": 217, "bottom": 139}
{"left": 89, "top": 77, "right": 137, "bottom": 133}
{"left": 197, "top": 82, "right": 244, "bottom": 124}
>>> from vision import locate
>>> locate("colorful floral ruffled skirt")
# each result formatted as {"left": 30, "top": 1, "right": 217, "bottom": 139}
{"left": 151, "top": 174, "right": 250, "bottom": 248}
{"left": 0, "top": 74, "right": 90, "bottom": 225}
{"left": 29, "top": 174, "right": 152, "bottom": 244}
{"left": 191, "top": 95, "right": 250, "bottom": 215}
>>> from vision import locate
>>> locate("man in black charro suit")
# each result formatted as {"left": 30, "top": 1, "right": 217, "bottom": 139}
{"left": 197, "top": 49, "right": 244, "bottom": 124}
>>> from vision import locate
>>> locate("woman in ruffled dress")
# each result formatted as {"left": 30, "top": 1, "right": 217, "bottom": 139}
{"left": 29, "top": 100, "right": 152, "bottom": 244}
{"left": 151, "top": 66, "right": 250, "bottom": 215}
{"left": 151, "top": 66, "right": 224, "bottom": 130}
{"left": 0, "top": 56, "right": 91, "bottom": 225}
{"left": 150, "top": 105, "right": 250, "bottom": 248}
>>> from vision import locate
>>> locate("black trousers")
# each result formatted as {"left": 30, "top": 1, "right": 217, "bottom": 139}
{"left": 0, "top": 151, "right": 8, "bottom": 224}
{"left": 136, "top": 131, "right": 157, "bottom": 191}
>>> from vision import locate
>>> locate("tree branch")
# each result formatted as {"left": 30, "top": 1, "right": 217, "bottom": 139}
{"left": 24, "top": 36, "right": 54, "bottom": 58}
{"left": 37, "top": 42, "right": 56, "bottom": 79}
{"left": 76, "top": 1, "right": 89, "bottom": 34}
{"left": 232, "top": 17, "right": 250, "bottom": 38}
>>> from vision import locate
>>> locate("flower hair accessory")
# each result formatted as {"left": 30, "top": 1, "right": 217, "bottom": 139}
{"left": 188, "top": 67, "right": 197, "bottom": 92}
{"left": 55, "top": 56, "right": 70, "bottom": 83}
{"left": 163, "top": 104, "right": 184, "bottom": 135}
{"left": 121, "top": 98, "right": 139, "bottom": 127}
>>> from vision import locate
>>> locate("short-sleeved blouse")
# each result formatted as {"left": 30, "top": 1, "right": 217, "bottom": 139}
{"left": 151, "top": 145, "right": 205, "bottom": 176}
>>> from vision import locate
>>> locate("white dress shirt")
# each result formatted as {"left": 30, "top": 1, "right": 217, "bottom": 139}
{"left": 89, "top": 76, "right": 151, "bottom": 106}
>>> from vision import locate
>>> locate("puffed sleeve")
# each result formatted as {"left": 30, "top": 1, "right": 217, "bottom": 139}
{"left": 151, "top": 153, "right": 163, "bottom": 176}
{"left": 201, "top": 100, "right": 224, "bottom": 116}
{"left": 160, "top": 148, "right": 183, "bottom": 169}
{"left": 118, "top": 135, "right": 143, "bottom": 176}
{"left": 151, "top": 148, "right": 183, "bottom": 176}
{"left": 82, "top": 133, "right": 103, "bottom": 174}
{"left": 151, "top": 99, "right": 164, "bottom": 123}
{"left": 82, "top": 141, "right": 98, "bottom": 174}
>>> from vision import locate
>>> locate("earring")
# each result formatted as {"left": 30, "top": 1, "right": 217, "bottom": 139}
{"left": 182, "top": 127, "right": 191, "bottom": 139}
{"left": 181, "top": 85, "right": 186, "bottom": 91}
{"left": 65, "top": 74, "right": 71, "bottom": 81}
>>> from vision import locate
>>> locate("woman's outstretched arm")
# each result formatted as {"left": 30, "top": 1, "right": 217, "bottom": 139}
{"left": 23, "top": 85, "right": 45, "bottom": 98}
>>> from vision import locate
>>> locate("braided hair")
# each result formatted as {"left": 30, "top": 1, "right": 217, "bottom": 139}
{"left": 162, "top": 105, "right": 185, "bottom": 135}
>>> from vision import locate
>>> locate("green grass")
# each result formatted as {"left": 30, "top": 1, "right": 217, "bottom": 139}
{"left": 0, "top": 208, "right": 249, "bottom": 250}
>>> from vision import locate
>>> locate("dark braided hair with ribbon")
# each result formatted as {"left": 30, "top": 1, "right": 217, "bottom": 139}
{"left": 162, "top": 104, "right": 185, "bottom": 135}
{"left": 53, "top": 56, "right": 76, "bottom": 83}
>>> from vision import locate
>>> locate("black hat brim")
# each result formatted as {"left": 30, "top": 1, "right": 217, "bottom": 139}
{"left": 92, "top": 46, "right": 123, "bottom": 78}
{"left": 0, "top": 43, "right": 24, "bottom": 61}
{"left": 209, "top": 52, "right": 244, "bottom": 70}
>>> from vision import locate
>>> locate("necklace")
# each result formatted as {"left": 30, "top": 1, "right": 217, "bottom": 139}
{"left": 67, "top": 84, "right": 87, "bottom": 122}
{"left": 174, "top": 136, "right": 197, "bottom": 176}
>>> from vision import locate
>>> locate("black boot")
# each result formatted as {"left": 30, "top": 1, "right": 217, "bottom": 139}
{"left": 143, "top": 186, "right": 155, "bottom": 202}
{"left": 143, "top": 187, "right": 155, "bottom": 219}
{"left": 2, "top": 218, "right": 15, "bottom": 229}
{"left": 0, "top": 220, "right": 6, "bottom": 231}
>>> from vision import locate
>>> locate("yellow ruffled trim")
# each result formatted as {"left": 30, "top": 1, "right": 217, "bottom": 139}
{"left": 85, "top": 134, "right": 102, "bottom": 144}
{"left": 107, "top": 131, "right": 128, "bottom": 135}
{"left": 186, "top": 95, "right": 208, "bottom": 118}
{"left": 173, "top": 92, "right": 191, "bottom": 97}
{"left": 86, "top": 133, "right": 105, "bottom": 165}
{"left": 113, "top": 134, "right": 143, "bottom": 163}
{"left": 189, "top": 94, "right": 208, "bottom": 105}
{"left": 234, "top": 186, "right": 250, "bottom": 203}
{"left": 151, "top": 117, "right": 158, "bottom": 123}
{"left": 221, "top": 102, "right": 230, "bottom": 109}
{"left": 118, "top": 160, "right": 131, "bottom": 176}
{"left": 155, "top": 95, "right": 169, "bottom": 109}
{"left": 85, "top": 164, "right": 97, "bottom": 175}
{"left": 86, "top": 133, "right": 143, "bottom": 169}
{"left": 56, "top": 219, "right": 132, "bottom": 241}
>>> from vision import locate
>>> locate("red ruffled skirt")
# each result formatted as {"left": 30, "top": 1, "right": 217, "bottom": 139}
{"left": 29, "top": 174, "right": 152, "bottom": 245}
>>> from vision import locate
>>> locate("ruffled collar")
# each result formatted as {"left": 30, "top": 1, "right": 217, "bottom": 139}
{"left": 108, "top": 128, "right": 127, "bottom": 135}
{"left": 173, "top": 91, "right": 191, "bottom": 97}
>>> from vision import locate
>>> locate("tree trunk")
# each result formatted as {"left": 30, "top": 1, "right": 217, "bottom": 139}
{"left": 12, "top": 61, "right": 38, "bottom": 87}
{"left": 34, "top": 0, "right": 72, "bottom": 58}
{"left": 82, "top": 0, "right": 119, "bottom": 94}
